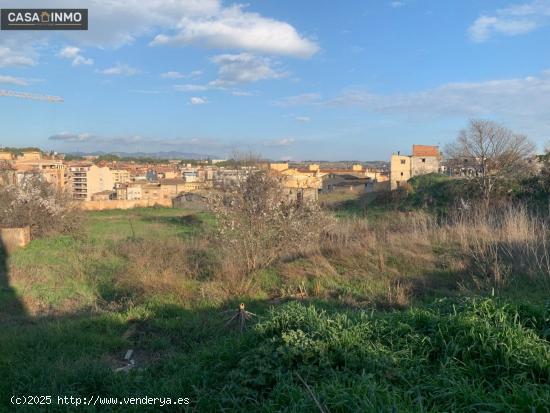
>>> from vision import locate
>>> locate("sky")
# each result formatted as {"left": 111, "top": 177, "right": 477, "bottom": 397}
{"left": 0, "top": 0, "right": 549, "bottom": 161}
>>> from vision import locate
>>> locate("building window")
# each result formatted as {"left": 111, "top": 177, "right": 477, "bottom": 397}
{"left": 400, "top": 172, "right": 403, "bottom": 176}
{"left": 400, "top": 160, "right": 406, "bottom": 165}
{"left": 422, "top": 158, "right": 426, "bottom": 163}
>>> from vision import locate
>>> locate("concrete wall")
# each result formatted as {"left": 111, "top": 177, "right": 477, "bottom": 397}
{"left": 0, "top": 227, "right": 31, "bottom": 252}
{"left": 270, "top": 163, "right": 289, "bottom": 172}
{"left": 78, "top": 198, "right": 173, "bottom": 211}
{"left": 411, "top": 156, "right": 440, "bottom": 177}
{"left": 285, "top": 187, "right": 318, "bottom": 202}
{"left": 373, "top": 181, "right": 391, "bottom": 192}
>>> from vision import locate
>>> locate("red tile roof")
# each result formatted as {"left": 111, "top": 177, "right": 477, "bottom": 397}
{"left": 412, "top": 145, "right": 439, "bottom": 157}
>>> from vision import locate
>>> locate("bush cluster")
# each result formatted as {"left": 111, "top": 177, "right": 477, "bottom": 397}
{"left": 0, "top": 175, "right": 81, "bottom": 238}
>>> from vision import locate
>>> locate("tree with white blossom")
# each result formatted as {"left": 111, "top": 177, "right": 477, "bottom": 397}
{"left": 0, "top": 174, "right": 80, "bottom": 238}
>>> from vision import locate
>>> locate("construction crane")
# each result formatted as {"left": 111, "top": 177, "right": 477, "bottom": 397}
{"left": 0, "top": 89, "right": 63, "bottom": 103}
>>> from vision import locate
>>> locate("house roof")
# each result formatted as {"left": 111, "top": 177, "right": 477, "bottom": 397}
{"left": 412, "top": 145, "right": 439, "bottom": 157}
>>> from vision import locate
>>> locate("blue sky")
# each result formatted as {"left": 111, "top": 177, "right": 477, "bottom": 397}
{"left": 0, "top": 0, "right": 549, "bottom": 160}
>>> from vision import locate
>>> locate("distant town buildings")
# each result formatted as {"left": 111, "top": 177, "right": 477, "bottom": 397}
{"left": 1, "top": 148, "right": 401, "bottom": 209}
{"left": 268, "top": 162, "right": 390, "bottom": 201}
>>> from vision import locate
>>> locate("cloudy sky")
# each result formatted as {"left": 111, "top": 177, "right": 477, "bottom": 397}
{"left": 0, "top": 0, "right": 549, "bottom": 160}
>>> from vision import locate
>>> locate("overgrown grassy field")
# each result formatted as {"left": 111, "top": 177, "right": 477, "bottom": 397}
{"left": 1, "top": 200, "right": 549, "bottom": 412}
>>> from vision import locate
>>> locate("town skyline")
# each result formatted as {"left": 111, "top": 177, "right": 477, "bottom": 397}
{"left": 1, "top": 0, "right": 550, "bottom": 160}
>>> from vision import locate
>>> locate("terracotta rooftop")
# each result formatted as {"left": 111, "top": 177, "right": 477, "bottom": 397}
{"left": 412, "top": 145, "right": 439, "bottom": 157}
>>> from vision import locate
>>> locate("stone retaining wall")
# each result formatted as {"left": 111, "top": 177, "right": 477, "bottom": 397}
{"left": 78, "top": 198, "right": 173, "bottom": 211}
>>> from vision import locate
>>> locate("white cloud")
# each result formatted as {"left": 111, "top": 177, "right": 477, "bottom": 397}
{"left": 14, "top": 0, "right": 220, "bottom": 48}
{"left": 72, "top": 55, "right": 94, "bottom": 66}
{"left": 5, "top": 0, "right": 317, "bottom": 72}
{"left": 274, "top": 92, "right": 322, "bottom": 107}
{"left": 468, "top": 0, "right": 550, "bottom": 42}
{"left": 0, "top": 75, "right": 32, "bottom": 86}
{"left": 0, "top": 46, "right": 35, "bottom": 67}
{"left": 150, "top": 4, "right": 318, "bottom": 58}
{"left": 190, "top": 96, "right": 208, "bottom": 105}
{"left": 100, "top": 63, "right": 140, "bottom": 76}
{"left": 49, "top": 132, "right": 224, "bottom": 149}
{"left": 49, "top": 132, "right": 95, "bottom": 142}
{"left": 58, "top": 46, "right": 80, "bottom": 59}
{"left": 293, "top": 116, "right": 311, "bottom": 123}
{"left": 131, "top": 89, "right": 161, "bottom": 94}
{"left": 174, "top": 84, "right": 210, "bottom": 92}
{"left": 330, "top": 71, "right": 550, "bottom": 117}
{"left": 263, "top": 137, "right": 295, "bottom": 147}
{"left": 173, "top": 54, "right": 285, "bottom": 93}
{"left": 390, "top": 1, "right": 405, "bottom": 8}
{"left": 50, "top": 132, "right": 144, "bottom": 145}
{"left": 326, "top": 70, "right": 550, "bottom": 141}
{"left": 210, "top": 53, "right": 287, "bottom": 86}
{"left": 231, "top": 90, "right": 254, "bottom": 96}
{"left": 58, "top": 46, "right": 94, "bottom": 66}
{"left": 161, "top": 70, "right": 202, "bottom": 79}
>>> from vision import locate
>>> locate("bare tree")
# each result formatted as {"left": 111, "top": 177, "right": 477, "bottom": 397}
{"left": 539, "top": 142, "right": 550, "bottom": 195}
{"left": 221, "top": 150, "right": 264, "bottom": 171}
{"left": 445, "top": 119, "right": 536, "bottom": 206}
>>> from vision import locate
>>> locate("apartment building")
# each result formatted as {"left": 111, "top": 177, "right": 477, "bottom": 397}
{"left": 0, "top": 150, "right": 69, "bottom": 189}
{"left": 14, "top": 158, "right": 68, "bottom": 189}
{"left": 115, "top": 182, "right": 143, "bottom": 200}
{"left": 69, "top": 164, "right": 114, "bottom": 201}
{"left": 0, "top": 151, "right": 14, "bottom": 161}
{"left": 111, "top": 169, "right": 131, "bottom": 185}
{"left": 115, "top": 181, "right": 163, "bottom": 201}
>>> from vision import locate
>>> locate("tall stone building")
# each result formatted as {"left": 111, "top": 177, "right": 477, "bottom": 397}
{"left": 390, "top": 145, "right": 441, "bottom": 190}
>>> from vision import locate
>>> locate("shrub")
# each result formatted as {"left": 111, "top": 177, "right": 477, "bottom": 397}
{"left": 0, "top": 175, "right": 81, "bottom": 238}
{"left": 209, "top": 171, "right": 332, "bottom": 275}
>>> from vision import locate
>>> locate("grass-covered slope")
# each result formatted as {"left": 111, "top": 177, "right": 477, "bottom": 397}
{"left": 1, "top": 299, "right": 548, "bottom": 412}
{"left": 1, "top": 205, "right": 549, "bottom": 412}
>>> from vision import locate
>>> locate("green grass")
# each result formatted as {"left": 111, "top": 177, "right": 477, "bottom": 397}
{"left": 319, "top": 191, "right": 394, "bottom": 222}
{"left": 86, "top": 207, "right": 212, "bottom": 241}
{"left": 1, "top": 206, "right": 549, "bottom": 412}
{"left": 5, "top": 208, "right": 212, "bottom": 314}
{"left": 1, "top": 298, "right": 548, "bottom": 412}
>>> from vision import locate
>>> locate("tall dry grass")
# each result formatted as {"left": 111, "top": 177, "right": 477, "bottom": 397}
{"left": 320, "top": 205, "right": 549, "bottom": 294}
{"left": 445, "top": 205, "right": 550, "bottom": 288}
{"left": 38, "top": 204, "right": 546, "bottom": 312}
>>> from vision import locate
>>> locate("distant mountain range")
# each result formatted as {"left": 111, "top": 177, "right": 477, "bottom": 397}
{"left": 67, "top": 150, "right": 220, "bottom": 160}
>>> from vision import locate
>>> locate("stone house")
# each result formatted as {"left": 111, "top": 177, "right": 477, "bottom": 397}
{"left": 390, "top": 145, "right": 441, "bottom": 190}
